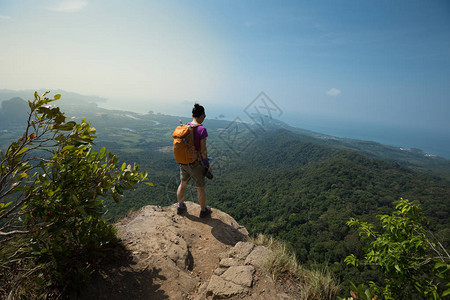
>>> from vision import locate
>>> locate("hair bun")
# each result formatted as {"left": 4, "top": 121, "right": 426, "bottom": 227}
{"left": 192, "top": 103, "right": 205, "bottom": 117}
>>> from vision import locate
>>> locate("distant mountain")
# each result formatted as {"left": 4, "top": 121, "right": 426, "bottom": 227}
{"left": 0, "top": 89, "right": 104, "bottom": 109}
{"left": 0, "top": 97, "right": 29, "bottom": 125}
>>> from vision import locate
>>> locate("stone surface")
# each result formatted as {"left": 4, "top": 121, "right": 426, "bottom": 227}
{"left": 206, "top": 275, "right": 249, "bottom": 298}
{"left": 221, "top": 265, "right": 255, "bottom": 288}
{"left": 245, "top": 245, "right": 272, "bottom": 266}
{"left": 228, "top": 241, "right": 254, "bottom": 260}
{"left": 213, "top": 267, "right": 228, "bottom": 276}
{"left": 79, "top": 202, "right": 300, "bottom": 300}
{"left": 219, "top": 257, "right": 241, "bottom": 267}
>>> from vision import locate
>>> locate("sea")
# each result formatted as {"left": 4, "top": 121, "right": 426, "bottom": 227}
{"left": 284, "top": 116, "right": 450, "bottom": 159}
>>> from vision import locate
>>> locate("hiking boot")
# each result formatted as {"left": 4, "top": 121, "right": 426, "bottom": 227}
{"left": 177, "top": 202, "right": 187, "bottom": 215}
{"left": 199, "top": 206, "right": 212, "bottom": 218}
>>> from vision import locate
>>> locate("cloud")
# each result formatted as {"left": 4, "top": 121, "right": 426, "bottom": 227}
{"left": 47, "top": 1, "right": 87, "bottom": 12}
{"left": 0, "top": 15, "right": 12, "bottom": 21}
{"left": 326, "top": 88, "right": 341, "bottom": 96}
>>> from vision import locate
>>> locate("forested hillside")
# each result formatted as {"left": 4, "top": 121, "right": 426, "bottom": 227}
{"left": 222, "top": 129, "right": 449, "bottom": 233}
{"left": 204, "top": 130, "right": 450, "bottom": 284}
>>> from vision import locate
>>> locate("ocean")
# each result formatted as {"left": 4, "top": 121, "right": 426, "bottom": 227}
{"left": 285, "top": 116, "right": 450, "bottom": 159}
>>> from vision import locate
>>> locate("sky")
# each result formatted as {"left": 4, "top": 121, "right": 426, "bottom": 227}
{"left": 1, "top": 0, "right": 449, "bottom": 155}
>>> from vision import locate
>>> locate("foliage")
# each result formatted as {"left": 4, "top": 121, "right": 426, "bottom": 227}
{"left": 344, "top": 198, "right": 450, "bottom": 299}
{"left": 337, "top": 282, "right": 378, "bottom": 300}
{"left": 0, "top": 92, "right": 149, "bottom": 298}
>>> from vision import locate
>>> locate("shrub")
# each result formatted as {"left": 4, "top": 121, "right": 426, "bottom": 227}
{"left": 344, "top": 198, "right": 450, "bottom": 299}
{"left": 0, "top": 92, "right": 150, "bottom": 298}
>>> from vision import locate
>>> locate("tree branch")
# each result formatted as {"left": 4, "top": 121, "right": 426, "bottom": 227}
{"left": 0, "top": 193, "right": 32, "bottom": 220}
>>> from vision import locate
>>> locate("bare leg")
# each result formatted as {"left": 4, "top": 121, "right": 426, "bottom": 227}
{"left": 196, "top": 186, "right": 206, "bottom": 208}
{"left": 177, "top": 181, "right": 188, "bottom": 204}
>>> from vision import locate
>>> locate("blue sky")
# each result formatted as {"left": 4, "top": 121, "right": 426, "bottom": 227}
{"left": 1, "top": 0, "right": 449, "bottom": 154}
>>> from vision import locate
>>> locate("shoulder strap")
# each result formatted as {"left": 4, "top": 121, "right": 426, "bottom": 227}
{"left": 189, "top": 124, "right": 202, "bottom": 159}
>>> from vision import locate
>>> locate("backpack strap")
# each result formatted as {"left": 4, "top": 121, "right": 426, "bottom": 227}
{"left": 188, "top": 123, "right": 201, "bottom": 162}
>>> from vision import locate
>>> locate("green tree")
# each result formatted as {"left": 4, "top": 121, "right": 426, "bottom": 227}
{"left": 0, "top": 92, "right": 150, "bottom": 298}
{"left": 344, "top": 198, "right": 450, "bottom": 299}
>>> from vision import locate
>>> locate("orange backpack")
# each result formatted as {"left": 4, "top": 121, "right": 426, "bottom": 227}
{"left": 172, "top": 123, "right": 200, "bottom": 164}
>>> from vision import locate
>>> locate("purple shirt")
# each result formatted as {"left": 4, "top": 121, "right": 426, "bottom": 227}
{"left": 189, "top": 123, "right": 208, "bottom": 151}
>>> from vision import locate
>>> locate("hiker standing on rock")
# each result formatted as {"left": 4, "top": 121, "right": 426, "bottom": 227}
{"left": 173, "top": 103, "right": 212, "bottom": 218}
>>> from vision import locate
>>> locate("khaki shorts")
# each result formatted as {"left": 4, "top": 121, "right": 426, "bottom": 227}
{"left": 180, "top": 161, "right": 205, "bottom": 187}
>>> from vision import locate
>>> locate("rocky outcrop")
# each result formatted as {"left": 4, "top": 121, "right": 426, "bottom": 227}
{"left": 80, "top": 202, "right": 294, "bottom": 299}
{"left": 195, "top": 242, "right": 274, "bottom": 299}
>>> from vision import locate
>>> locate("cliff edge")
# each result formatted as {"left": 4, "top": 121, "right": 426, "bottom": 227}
{"left": 80, "top": 202, "right": 296, "bottom": 299}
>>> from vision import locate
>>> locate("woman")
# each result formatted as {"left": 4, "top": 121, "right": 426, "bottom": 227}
{"left": 176, "top": 103, "right": 212, "bottom": 218}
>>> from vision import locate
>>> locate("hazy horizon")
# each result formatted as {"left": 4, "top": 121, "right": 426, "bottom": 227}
{"left": 98, "top": 94, "right": 450, "bottom": 159}
{"left": 1, "top": 1, "right": 449, "bottom": 157}
{"left": 1, "top": 87, "right": 449, "bottom": 158}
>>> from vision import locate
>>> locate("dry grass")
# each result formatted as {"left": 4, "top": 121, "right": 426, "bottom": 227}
{"left": 251, "top": 233, "right": 340, "bottom": 300}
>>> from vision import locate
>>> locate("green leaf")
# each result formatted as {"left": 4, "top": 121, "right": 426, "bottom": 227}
{"left": 364, "top": 288, "right": 372, "bottom": 299}
{"left": 16, "top": 147, "right": 28, "bottom": 156}
{"left": 443, "top": 287, "right": 450, "bottom": 297}
{"left": 54, "top": 94, "right": 61, "bottom": 100}
{"left": 116, "top": 184, "right": 124, "bottom": 194}
{"left": 0, "top": 202, "right": 12, "bottom": 210}
{"left": 434, "top": 262, "right": 447, "bottom": 269}
{"left": 100, "top": 147, "right": 106, "bottom": 158}
{"left": 18, "top": 172, "right": 29, "bottom": 179}
{"left": 62, "top": 145, "right": 76, "bottom": 151}
{"left": 57, "top": 121, "right": 76, "bottom": 131}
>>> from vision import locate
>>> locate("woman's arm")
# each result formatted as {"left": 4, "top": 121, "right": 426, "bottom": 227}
{"left": 200, "top": 138, "right": 212, "bottom": 172}
{"left": 200, "top": 138, "right": 208, "bottom": 161}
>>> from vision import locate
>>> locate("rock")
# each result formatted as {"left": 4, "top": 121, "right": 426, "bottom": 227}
{"left": 245, "top": 245, "right": 272, "bottom": 266}
{"left": 219, "top": 257, "right": 241, "bottom": 267}
{"left": 213, "top": 267, "right": 228, "bottom": 276}
{"left": 79, "top": 202, "right": 298, "bottom": 300}
{"left": 228, "top": 241, "right": 254, "bottom": 260}
{"left": 167, "top": 242, "right": 189, "bottom": 269}
{"left": 218, "top": 252, "right": 228, "bottom": 260}
{"left": 206, "top": 275, "right": 249, "bottom": 298}
{"left": 221, "top": 265, "right": 255, "bottom": 288}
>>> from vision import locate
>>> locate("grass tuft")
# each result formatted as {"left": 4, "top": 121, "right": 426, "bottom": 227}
{"left": 251, "top": 233, "right": 340, "bottom": 300}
